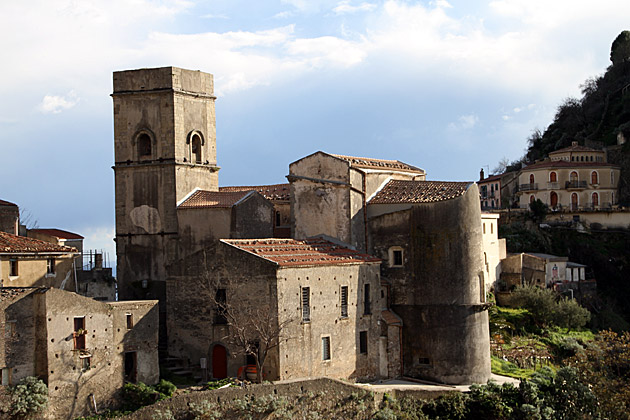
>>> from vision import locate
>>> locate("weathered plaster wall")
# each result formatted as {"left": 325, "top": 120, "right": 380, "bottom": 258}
{"left": 166, "top": 243, "right": 278, "bottom": 379}
{"left": 276, "top": 263, "right": 383, "bottom": 381}
{"left": 0, "top": 204, "right": 18, "bottom": 235}
{"left": 0, "top": 256, "right": 76, "bottom": 291}
{"left": 231, "top": 194, "right": 274, "bottom": 239}
{"left": 0, "top": 290, "right": 38, "bottom": 385}
{"left": 368, "top": 184, "right": 491, "bottom": 384}
{"left": 290, "top": 153, "right": 352, "bottom": 244}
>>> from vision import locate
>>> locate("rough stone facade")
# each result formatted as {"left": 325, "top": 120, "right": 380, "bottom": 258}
{"left": 113, "top": 66, "right": 491, "bottom": 387}
{"left": 0, "top": 287, "right": 158, "bottom": 419}
{"left": 0, "top": 200, "right": 19, "bottom": 235}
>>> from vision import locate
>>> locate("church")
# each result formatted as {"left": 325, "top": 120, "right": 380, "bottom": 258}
{"left": 113, "top": 66, "right": 491, "bottom": 384}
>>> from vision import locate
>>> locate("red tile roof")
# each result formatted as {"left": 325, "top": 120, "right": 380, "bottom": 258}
{"left": 523, "top": 160, "right": 618, "bottom": 170}
{"left": 332, "top": 154, "right": 424, "bottom": 173}
{"left": 221, "top": 238, "right": 381, "bottom": 267}
{"left": 369, "top": 180, "right": 470, "bottom": 204}
{"left": 479, "top": 173, "right": 502, "bottom": 184}
{"left": 178, "top": 190, "right": 252, "bottom": 209}
{"left": 0, "top": 287, "right": 39, "bottom": 302}
{"left": 219, "top": 184, "right": 290, "bottom": 201}
{"left": 549, "top": 144, "right": 602, "bottom": 155}
{"left": 0, "top": 231, "right": 79, "bottom": 254}
{"left": 381, "top": 310, "right": 403, "bottom": 326}
{"left": 0, "top": 199, "right": 17, "bottom": 207}
{"left": 29, "top": 228, "right": 84, "bottom": 240}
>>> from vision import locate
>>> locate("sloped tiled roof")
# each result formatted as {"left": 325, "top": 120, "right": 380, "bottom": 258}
{"left": 0, "top": 199, "right": 18, "bottom": 207}
{"left": 381, "top": 310, "right": 403, "bottom": 326}
{"left": 479, "top": 173, "right": 502, "bottom": 184}
{"left": 331, "top": 154, "right": 424, "bottom": 173}
{"left": 0, "top": 231, "right": 78, "bottom": 254}
{"left": 30, "top": 228, "right": 84, "bottom": 240}
{"left": 523, "top": 160, "right": 618, "bottom": 170}
{"left": 549, "top": 144, "right": 601, "bottom": 154}
{"left": 221, "top": 238, "right": 381, "bottom": 267}
{"left": 219, "top": 184, "right": 290, "bottom": 201}
{"left": 369, "top": 180, "right": 470, "bottom": 204}
{"left": 178, "top": 190, "right": 252, "bottom": 209}
{"left": 0, "top": 287, "right": 38, "bottom": 302}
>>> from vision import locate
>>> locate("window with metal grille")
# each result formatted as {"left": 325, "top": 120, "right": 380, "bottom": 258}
{"left": 340, "top": 286, "right": 348, "bottom": 318}
{"left": 363, "top": 283, "right": 371, "bottom": 315}
{"left": 302, "top": 287, "right": 310, "bottom": 322}
{"left": 359, "top": 331, "right": 368, "bottom": 354}
{"left": 322, "top": 336, "right": 331, "bottom": 361}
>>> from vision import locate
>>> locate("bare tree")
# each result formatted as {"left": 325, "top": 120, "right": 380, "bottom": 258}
{"left": 18, "top": 207, "right": 39, "bottom": 230}
{"left": 194, "top": 252, "right": 296, "bottom": 383}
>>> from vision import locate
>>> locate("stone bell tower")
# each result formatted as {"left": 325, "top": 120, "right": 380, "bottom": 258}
{"left": 112, "top": 67, "right": 219, "bottom": 303}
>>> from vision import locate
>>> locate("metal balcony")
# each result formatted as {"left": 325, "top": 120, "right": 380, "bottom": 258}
{"left": 565, "top": 180, "right": 587, "bottom": 190}
{"left": 519, "top": 183, "right": 538, "bottom": 191}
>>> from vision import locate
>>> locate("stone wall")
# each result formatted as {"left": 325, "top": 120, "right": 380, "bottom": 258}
{"left": 0, "top": 203, "right": 18, "bottom": 235}
{"left": 368, "top": 184, "right": 491, "bottom": 384}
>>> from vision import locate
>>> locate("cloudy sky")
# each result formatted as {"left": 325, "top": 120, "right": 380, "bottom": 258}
{"left": 1, "top": 0, "right": 628, "bottom": 264}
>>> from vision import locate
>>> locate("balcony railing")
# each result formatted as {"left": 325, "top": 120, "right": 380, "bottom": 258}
{"left": 547, "top": 182, "right": 560, "bottom": 190}
{"left": 519, "top": 183, "right": 538, "bottom": 191}
{"left": 565, "top": 180, "right": 587, "bottom": 189}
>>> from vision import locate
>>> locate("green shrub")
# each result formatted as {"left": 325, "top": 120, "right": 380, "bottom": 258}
{"left": 10, "top": 376, "right": 48, "bottom": 417}
{"left": 154, "top": 379, "right": 176, "bottom": 398}
{"left": 553, "top": 298, "right": 591, "bottom": 330}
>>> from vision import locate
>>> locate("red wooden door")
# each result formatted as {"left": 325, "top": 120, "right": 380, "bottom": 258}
{"left": 212, "top": 345, "right": 227, "bottom": 379}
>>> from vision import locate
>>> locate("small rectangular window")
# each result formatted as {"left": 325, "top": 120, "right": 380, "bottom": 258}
{"left": 73, "top": 317, "right": 86, "bottom": 350}
{"left": 4, "top": 321, "right": 16, "bottom": 338}
{"left": 322, "top": 336, "right": 331, "bottom": 361}
{"left": 126, "top": 313, "right": 133, "bottom": 329}
{"left": 302, "top": 287, "right": 310, "bottom": 322}
{"left": 363, "top": 284, "right": 371, "bottom": 315}
{"left": 340, "top": 286, "right": 348, "bottom": 318}
{"left": 359, "top": 331, "right": 368, "bottom": 354}
{"left": 9, "top": 259, "right": 18, "bottom": 277}
{"left": 46, "top": 258, "right": 55, "bottom": 275}
{"left": 393, "top": 250, "right": 403, "bottom": 266}
{"left": 81, "top": 356, "right": 91, "bottom": 371}
{"left": 215, "top": 289, "right": 227, "bottom": 324}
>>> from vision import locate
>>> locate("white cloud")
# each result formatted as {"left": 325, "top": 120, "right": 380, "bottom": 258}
{"left": 333, "top": 1, "right": 377, "bottom": 15}
{"left": 448, "top": 114, "right": 479, "bottom": 131}
{"left": 200, "top": 13, "right": 228, "bottom": 19}
{"left": 273, "top": 10, "right": 294, "bottom": 19}
{"left": 39, "top": 91, "right": 79, "bottom": 114}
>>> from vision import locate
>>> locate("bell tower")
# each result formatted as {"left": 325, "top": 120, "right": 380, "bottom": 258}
{"left": 112, "top": 67, "right": 219, "bottom": 302}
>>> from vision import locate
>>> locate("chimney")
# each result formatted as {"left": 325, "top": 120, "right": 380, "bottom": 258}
{"left": 479, "top": 168, "right": 485, "bottom": 181}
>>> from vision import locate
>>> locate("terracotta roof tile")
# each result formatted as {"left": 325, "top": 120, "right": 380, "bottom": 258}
{"left": 523, "top": 160, "right": 618, "bottom": 170}
{"left": 222, "top": 238, "right": 381, "bottom": 267}
{"left": 549, "top": 144, "right": 601, "bottom": 154}
{"left": 479, "top": 173, "right": 502, "bottom": 183}
{"left": 0, "top": 199, "right": 18, "bottom": 207}
{"left": 0, "top": 231, "right": 78, "bottom": 254}
{"left": 369, "top": 180, "right": 470, "bottom": 204}
{"left": 331, "top": 154, "right": 424, "bottom": 173}
{"left": 219, "top": 184, "right": 290, "bottom": 201}
{"left": 0, "top": 287, "right": 39, "bottom": 302}
{"left": 29, "top": 228, "right": 84, "bottom": 240}
{"left": 178, "top": 190, "right": 251, "bottom": 209}
{"left": 381, "top": 310, "right": 403, "bottom": 326}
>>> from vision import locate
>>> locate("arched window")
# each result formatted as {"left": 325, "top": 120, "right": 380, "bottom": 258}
{"left": 570, "top": 171, "right": 578, "bottom": 182}
{"left": 191, "top": 134, "right": 202, "bottom": 164}
{"left": 137, "top": 133, "right": 152, "bottom": 160}
{"left": 550, "top": 192, "right": 558, "bottom": 208}
{"left": 529, "top": 174, "right": 535, "bottom": 184}
{"left": 591, "top": 171, "right": 598, "bottom": 185}
{"left": 549, "top": 172, "right": 557, "bottom": 182}
{"left": 592, "top": 192, "right": 599, "bottom": 207}
{"left": 581, "top": 156, "right": 584, "bottom": 161}
{"left": 571, "top": 193, "right": 578, "bottom": 210}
